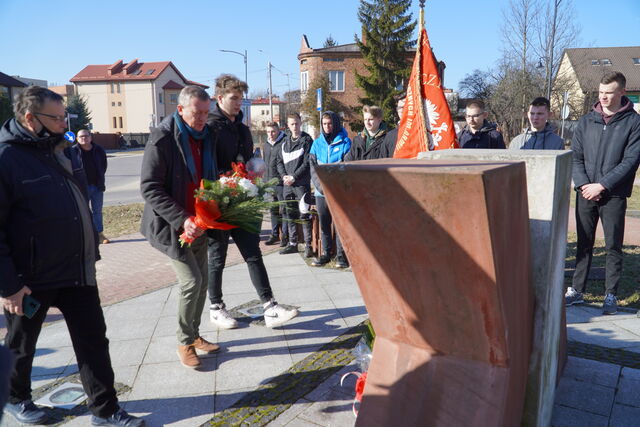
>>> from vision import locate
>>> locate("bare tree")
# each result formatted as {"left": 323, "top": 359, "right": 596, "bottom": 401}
{"left": 458, "top": 69, "right": 494, "bottom": 100}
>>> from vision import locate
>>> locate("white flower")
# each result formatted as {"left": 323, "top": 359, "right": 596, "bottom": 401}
{"left": 219, "top": 177, "right": 235, "bottom": 187}
{"left": 238, "top": 178, "right": 259, "bottom": 197}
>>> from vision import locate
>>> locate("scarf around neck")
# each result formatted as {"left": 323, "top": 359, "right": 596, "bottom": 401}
{"left": 173, "top": 111, "right": 217, "bottom": 183}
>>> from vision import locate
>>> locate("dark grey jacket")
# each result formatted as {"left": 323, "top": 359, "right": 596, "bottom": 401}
{"left": 572, "top": 98, "right": 640, "bottom": 198}
{"left": 140, "top": 115, "right": 217, "bottom": 261}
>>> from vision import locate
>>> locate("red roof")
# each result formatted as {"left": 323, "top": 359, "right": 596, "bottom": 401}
{"left": 162, "top": 80, "right": 184, "bottom": 90}
{"left": 70, "top": 59, "right": 209, "bottom": 88}
{"left": 252, "top": 97, "right": 284, "bottom": 105}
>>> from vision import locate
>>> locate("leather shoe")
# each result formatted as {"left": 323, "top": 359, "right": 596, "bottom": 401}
{"left": 99, "top": 232, "right": 110, "bottom": 244}
{"left": 193, "top": 336, "right": 221, "bottom": 354}
{"left": 279, "top": 244, "right": 299, "bottom": 255}
{"left": 311, "top": 255, "right": 331, "bottom": 267}
{"left": 265, "top": 235, "right": 279, "bottom": 245}
{"left": 177, "top": 344, "right": 200, "bottom": 368}
{"left": 279, "top": 237, "right": 289, "bottom": 247}
{"left": 304, "top": 245, "right": 314, "bottom": 258}
{"left": 334, "top": 256, "right": 349, "bottom": 269}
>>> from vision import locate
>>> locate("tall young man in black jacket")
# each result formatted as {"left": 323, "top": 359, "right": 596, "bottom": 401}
{"left": 276, "top": 113, "right": 314, "bottom": 257}
{"left": 566, "top": 72, "right": 640, "bottom": 314}
{"left": 206, "top": 74, "right": 298, "bottom": 329}
{"left": 1, "top": 87, "right": 144, "bottom": 426}
{"left": 263, "top": 122, "right": 288, "bottom": 246}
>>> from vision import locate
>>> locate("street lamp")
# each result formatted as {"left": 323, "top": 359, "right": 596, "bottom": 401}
{"left": 219, "top": 49, "right": 248, "bottom": 97}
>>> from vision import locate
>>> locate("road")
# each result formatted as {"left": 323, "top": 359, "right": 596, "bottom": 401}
{"left": 104, "top": 151, "right": 144, "bottom": 206}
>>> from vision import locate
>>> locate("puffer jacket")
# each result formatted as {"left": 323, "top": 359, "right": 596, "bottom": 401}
{"left": 572, "top": 97, "right": 640, "bottom": 197}
{"left": 276, "top": 131, "right": 313, "bottom": 198}
{"left": 309, "top": 112, "right": 352, "bottom": 196}
{"left": 458, "top": 121, "right": 505, "bottom": 149}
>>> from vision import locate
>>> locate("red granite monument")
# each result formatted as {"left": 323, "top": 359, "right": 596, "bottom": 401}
{"left": 316, "top": 159, "right": 534, "bottom": 426}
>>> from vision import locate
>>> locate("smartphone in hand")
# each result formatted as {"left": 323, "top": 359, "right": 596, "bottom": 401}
{"left": 22, "top": 295, "right": 41, "bottom": 319}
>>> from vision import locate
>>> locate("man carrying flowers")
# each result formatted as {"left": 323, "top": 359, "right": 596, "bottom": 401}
{"left": 140, "top": 86, "right": 221, "bottom": 369}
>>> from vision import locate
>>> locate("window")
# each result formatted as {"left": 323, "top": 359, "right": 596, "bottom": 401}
{"left": 602, "top": 58, "right": 612, "bottom": 66}
{"left": 132, "top": 69, "right": 142, "bottom": 75}
{"left": 323, "top": 58, "right": 344, "bottom": 62}
{"left": 169, "top": 94, "right": 178, "bottom": 104}
{"left": 110, "top": 82, "right": 115, "bottom": 93}
{"left": 118, "top": 101, "right": 121, "bottom": 106}
{"left": 145, "top": 69, "right": 156, "bottom": 75}
{"left": 591, "top": 59, "right": 600, "bottom": 66}
{"left": 633, "top": 58, "right": 640, "bottom": 65}
{"left": 327, "top": 70, "right": 344, "bottom": 91}
{"left": 300, "top": 59, "right": 307, "bottom": 65}
{"left": 119, "top": 117, "right": 123, "bottom": 128}
{"left": 113, "top": 117, "right": 117, "bottom": 128}
{"left": 160, "top": 116, "right": 164, "bottom": 122}
{"left": 158, "top": 93, "right": 164, "bottom": 104}
{"left": 300, "top": 71, "right": 308, "bottom": 92}
{"left": 116, "top": 82, "right": 121, "bottom": 93}
{"left": 111, "top": 102, "right": 115, "bottom": 106}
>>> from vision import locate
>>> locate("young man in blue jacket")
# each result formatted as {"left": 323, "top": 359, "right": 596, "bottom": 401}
{"left": 565, "top": 72, "right": 640, "bottom": 314}
{"left": 309, "top": 111, "right": 352, "bottom": 268}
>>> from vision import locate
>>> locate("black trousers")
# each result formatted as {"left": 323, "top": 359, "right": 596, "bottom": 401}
{"left": 572, "top": 193, "right": 626, "bottom": 295}
{"left": 283, "top": 192, "right": 312, "bottom": 246}
{"left": 269, "top": 186, "right": 288, "bottom": 239}
{"left": 316, "top": 196, "right": 345, "bottom": 258}
{"left": 3, "top": 286, "right": 118, "bottom": 418}
{"left": 207, "top": 228, "right": 274, "bottom": 304}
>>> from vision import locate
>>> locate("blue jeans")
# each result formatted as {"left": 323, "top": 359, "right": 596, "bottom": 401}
{"left": 87, "top": 185, "right": 104, "bottom": 233}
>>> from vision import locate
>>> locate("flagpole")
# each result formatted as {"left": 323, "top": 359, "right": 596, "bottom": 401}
{"left": 419, "top": 0, "right": 425, "bottom": 31}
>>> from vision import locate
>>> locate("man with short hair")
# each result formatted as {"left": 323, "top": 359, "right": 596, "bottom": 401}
{"left": 509, "top": 97, "right": 564, "bottom": 150}
{"left": 1, "top": 86, "right": 144, "bottom": 426}
{"left": 345, "top": 105, "right": 389, "bottom": 160}
{"left": 457, "top": 100, "right": 505, "bottom": 149}
{"left": 263, "top": 122, "right": 288, "bottom": 247}
{"left": 309, "top": 111, "right": 352, "bottom": 268}
{"left": 72, "top": 129, "right": 110, "bottom": 243}
{"left": 276, "top": 113, "right": 314, "bottom": 257}
{"left": 566, "top": 71, "right": 640, "bottom": 315}
{"left": 207, "top": 74, "right": 298, "bottom": 329}
{"left": 383, "top": 94, "right": 406, "bottom": 156}
{"left": 141, "top": 85, "right": 221, "bottom": 369}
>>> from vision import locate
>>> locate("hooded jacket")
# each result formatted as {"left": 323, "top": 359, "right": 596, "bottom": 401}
{"left": 0, "top": 118, "right": 96, "bottom": 297}
{"left": 263, "top": 130, "right": 285, "bottom": 183}
{"left": 572, "top": 96, "right": 640, "bottom": 198}
{"left": 509, "top": 123, "right": 565, "bottom": 150}
{"left": 345, "top": 122, "right": 390, "bottom": 161}
{"left": 276, "top": 131, "right": 313, "bottom": 198}
{"left": 458, "top": 121, "right": 506, "bottom": 149}
{"left": 207, "top": 103, "right": 254, "bottom": 174}
{"left": 309, "top": 111, "right": 352, "bottom": 196}
{"left": 69, "top": 142, "right": 108, "bottom": 190}
{"left": 140, "top": 114, "right": 218, "bottom": 261}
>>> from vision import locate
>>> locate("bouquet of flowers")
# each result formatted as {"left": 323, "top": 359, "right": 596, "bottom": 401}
{"left": 180, "top": 162, "right": 279, "bottom": 246}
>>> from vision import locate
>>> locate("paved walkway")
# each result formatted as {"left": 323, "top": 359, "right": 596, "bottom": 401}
{"left": 2, "top": 211, "right": 640, "bottom": 425}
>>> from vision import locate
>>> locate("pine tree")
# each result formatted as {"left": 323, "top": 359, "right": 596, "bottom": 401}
{"left": 323, "top": 35, "right": 337, "bottom": 48}
{"left": 66, "top": 94, "right": 92, "bottom": 134}
{"left": 355, "top": 0, "right": 416, "bottom": 126}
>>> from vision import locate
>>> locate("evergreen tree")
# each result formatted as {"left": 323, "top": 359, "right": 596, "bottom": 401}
{"left": 323, "top": 35, "right": 337, "bottom": 48}
{"left": 0, "top": 94, "right": 13, "bottom": 125}
{"left": 301, "top": 75, "right": 344, "bottom": 131}
{"left": 66, "top": 94, "right": 92, "bottom": 134}
{"left": 354, "top": 0, "right": 416, "bottom": 126}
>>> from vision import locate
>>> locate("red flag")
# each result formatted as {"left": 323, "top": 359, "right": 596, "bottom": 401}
{"left": 393, "top": 27, "right": 458, "bottom": 158}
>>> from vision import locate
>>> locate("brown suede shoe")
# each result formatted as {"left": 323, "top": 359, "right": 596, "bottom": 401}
{"left": 99, "top": 233, "right": 110, "bottom": 244}
{"left": 193, "top": 336, "right": 221, "bottom": 354}
{"left": 177, "top": 344, "right": 200, "bottom": 368}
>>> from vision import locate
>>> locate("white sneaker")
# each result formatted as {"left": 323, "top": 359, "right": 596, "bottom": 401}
{"left": 209, "top": 303, "right": 238, "bottom": 329}
{"left": 263, "top": 299, "right": 299, "bottom": 328}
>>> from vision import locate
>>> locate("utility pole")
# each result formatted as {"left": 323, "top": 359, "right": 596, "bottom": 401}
{"left": 546, "top": 0, "right": 561, "bottom": 101}
{"left": 268, "top": 61, "right": 274, "bottom": 122}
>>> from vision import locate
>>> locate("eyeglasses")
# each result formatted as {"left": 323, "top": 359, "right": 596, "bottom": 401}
{"left": 465, "top": 113, "right": 484, "bottom": 119}
{"left": 34, "top": 112, "right": 68, "bottom": 123}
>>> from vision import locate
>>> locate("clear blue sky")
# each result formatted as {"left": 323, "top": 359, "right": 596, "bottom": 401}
{"left": 0, "top": 0, "right": 638, "bottom": 96}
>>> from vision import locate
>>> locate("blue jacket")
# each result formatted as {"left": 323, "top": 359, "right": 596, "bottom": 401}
{"left": 309, "top": 127, "right": 351, "bottom": 196}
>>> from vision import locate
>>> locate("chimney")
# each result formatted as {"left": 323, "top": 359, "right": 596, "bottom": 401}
{"left": 107, "top": 59, "right": 124, "bottom": 76}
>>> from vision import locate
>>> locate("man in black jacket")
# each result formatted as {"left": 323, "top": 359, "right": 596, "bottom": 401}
{"left": 206, "top": 74, "right": 298, "bottom": 330}
{"left": 566, "top": 71, "right": 640, "bottom": 314}
{"left": 0, "top": 87, "right": 143, "bottom": 426}
{"left": 345, "top": 105, "right": 389, "bottom": 161}
{"left": 140, "top": 86, "right": 221, "bottom": 369}
{"left": 72, "top": 129, "right": 110, "bottom": 243}
{"left": 457, "top": 100, "right": 505, "bottom": 149}
{"left": 276, "top": 113, "right": 314, "bottom": 257}
{"left": 263, "top": 122, "right": 288, "bottom": 246}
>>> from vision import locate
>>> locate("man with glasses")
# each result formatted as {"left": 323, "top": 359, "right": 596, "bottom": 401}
{"left": 71, "top": 129, "right": 109, "bottom": 243}
{"left": 457, "top": 100, "right": 505, "bottom": 149}
{"left": 0, "top": 86, "right": 144, "bottom": 425}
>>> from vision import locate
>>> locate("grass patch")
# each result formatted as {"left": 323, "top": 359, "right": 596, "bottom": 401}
{"left": 103, "top": 203, "right": 144, "bottom": 238}
{"left": 565, "top": 231, "right": 640, "bottom": 309}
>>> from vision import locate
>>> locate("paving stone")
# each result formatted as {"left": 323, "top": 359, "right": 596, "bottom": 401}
{"left": 615, "top": 375, "right": 640, "bottom": 407}
{"left": 609, "top": 403, "right": 640, "bottom": 427}
{"left": 107, "top": 337, "right": 150, "bottom": 368}
{"left": 551, "top": 404, "right": 609, "bottom": 427}
{"left": 127, "top": 360, "right": 217, "bottom": 400}
{"left": 296, "top": 385, "right": 356, "bottom": 427}
{"left": 31, "top": 346, "right": 76, "bottom": 378}
{"left": 266, "top": 398, "right": 314, "bottom": 427}
{"left": 562, "top": 356, "right": 621, "bottom": 387}
{"left": 568, "top": 322, "right": 640, "bottom": 349}
{"left": 213, "top": 388, "right": 253, "bottom": 413}
{"left": 620, "top": 366, "right": 640, "bottom": 381}
{"left": 124, "top": 393, "right": 214, "bottom": 427}
{"left": 216, "top": 350, "right": 294, "bottom": 391}
{"left": 554, "top": 376, "right": 615, "bottom": 416}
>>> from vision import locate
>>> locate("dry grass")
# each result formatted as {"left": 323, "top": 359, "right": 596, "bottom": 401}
{"left": 103, "top": 203, "right": 144, "bottom": 238}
